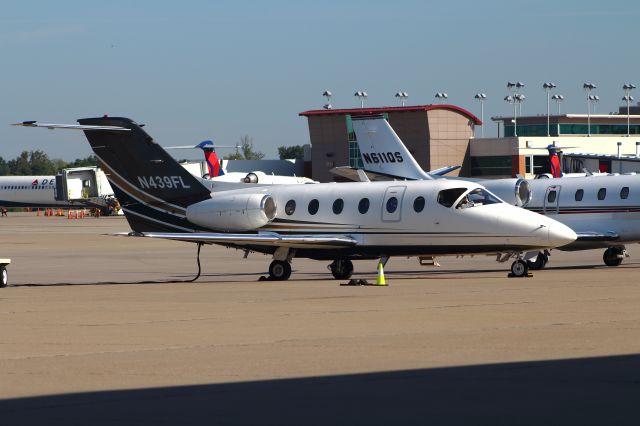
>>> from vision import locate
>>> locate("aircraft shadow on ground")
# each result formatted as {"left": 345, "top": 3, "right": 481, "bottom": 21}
{"left": 8, "top": 261, "right": 640, "bottom": 287}
{"left": 1, "top": 354, "right": 639, "bottom": 426}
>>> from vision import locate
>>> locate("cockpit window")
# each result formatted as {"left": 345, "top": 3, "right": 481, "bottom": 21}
{"left": 437, "top": 188, "right": 468, "bottom": 207}
{"left": 455, "top": 188, "right": 502, "bottom": 209}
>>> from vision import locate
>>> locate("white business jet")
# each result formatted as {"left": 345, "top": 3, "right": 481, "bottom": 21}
{"left": 350, "top": 115, "right": 640, "bottom": 269}
{"left": 15, "top": 117, "right": 576, "bottom": 280}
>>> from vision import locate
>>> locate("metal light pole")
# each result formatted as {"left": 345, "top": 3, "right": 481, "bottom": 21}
{"left": 623, "top": 83, "right": 636, "bottom": 136}
{"left": 543, "top": 82, "right": 557, "bottom": 136}
{"left": 354, "top": 91, "right": 368, "bottom": 108}
{"left": 583, "top": 83, "right": 597, "bottom": 136}
{"left": 474, "top": 93, "right": 487, "bottom": 137}
{"left": 504, "top": 95, "right": 517, "bottom": 137}
{"left": 587, "top": 95, "right": 599, "bottom": 135}
{"left": 514, "top": 94, "right": 525, "bottom": 123}
{"left": 395, "top": 91, "right": 408, "bottom": 106}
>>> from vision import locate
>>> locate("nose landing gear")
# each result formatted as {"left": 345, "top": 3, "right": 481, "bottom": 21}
{"left": 510, "top": 259, "right": 530, "bottom": 278}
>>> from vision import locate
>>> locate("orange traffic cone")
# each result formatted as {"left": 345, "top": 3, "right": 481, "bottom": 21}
{"left": 37, "top": 208, "right": 40, "bottom": 217}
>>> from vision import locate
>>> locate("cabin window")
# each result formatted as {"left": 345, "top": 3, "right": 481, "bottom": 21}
{"left": 620, "top": 187, "right": 629, "bottom": 199}
{"left": 386, "top": 197, "right": 398, "bottom": 213}
{"left": 332, "top": 198, "right": 344, "bottom": 214}
{"left": 308, "top": 199, "right": 319, "bottom": 215}
{"left": 437, "top": 188, "right": 468, "bottom": 208}
{"left": 285, "top": 200, "right": 296, "bottom": 216}
{"left": 547, "top": 191, "right": 557, "bottom": 203}
{"left": 413, "top": 196, "right": 425, "bottom": 213}
{"left": 597, "top": 188, "right": 606, "bottom": 200}
{"left": 358, "top": 198, "right": 370, "bottom": 214}
{"left": 575, "top": 189, "right": 584, "bottom": 202}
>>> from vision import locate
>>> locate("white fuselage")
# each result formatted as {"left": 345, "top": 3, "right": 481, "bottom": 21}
{"left": 0, "top": 176, "right": 64, "bottom": 208}
{"left": 525, "top": 174, "right": 640, "bottom": 249}
{"left": 190, "top": 179, "right": 576, "bottom": 258}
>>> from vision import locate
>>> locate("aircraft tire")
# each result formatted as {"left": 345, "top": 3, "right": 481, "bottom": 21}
{"left": 510, "top": 260, "right": 528, "bottom": 277}
{"left": 269, "top": 260, "right": 291, "bottom": 281}
{"left": 527, "top": 252, "right": 548, "bottom": 270}
{"left": 330, "top": 259, "right": 353, "bottom": 280}
{"left": 603, "top": 247, "right": 623, "bottom": 267}
{"left": 0, "top": 266, "right": 7, "bottom": 288}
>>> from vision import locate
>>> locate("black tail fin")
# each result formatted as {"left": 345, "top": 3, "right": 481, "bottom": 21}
{"left": 77, "top": 117, "right": 211, "bottom": 232}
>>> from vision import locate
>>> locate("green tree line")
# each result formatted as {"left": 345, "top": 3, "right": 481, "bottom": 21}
{"left": 0, "top": 150, "right": 97, "bottom": 176}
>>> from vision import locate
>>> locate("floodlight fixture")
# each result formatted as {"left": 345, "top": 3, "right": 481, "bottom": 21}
{"left": 474, "top": 93, "right": 487, "bottom": 137}
{"left": 395, "top": 91, "right": 409, "bottom": 106}
{"left": 543, "top": 82, "right": 557, "bottom": 135}
{"left": 623, "top": 83, "right": 636, "bottom": 136}
{"left": 354, "top": 91, "right": 368, "bottom": 108}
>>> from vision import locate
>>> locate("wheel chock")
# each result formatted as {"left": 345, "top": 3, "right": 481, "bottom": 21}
{"left": 507, "top": 272, "right": 533, "bottom": 278}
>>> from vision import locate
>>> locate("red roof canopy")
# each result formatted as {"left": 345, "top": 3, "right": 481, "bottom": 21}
{"left": 299, "top": 104, "right": 481, "bottom": 125}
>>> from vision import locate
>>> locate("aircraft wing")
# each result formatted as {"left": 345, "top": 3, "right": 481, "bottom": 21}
{"left": 117, "top": 232, "right": 358, "bottom": 249}
{"left": 575, "top": 231, "right": 620, "bottom": 242}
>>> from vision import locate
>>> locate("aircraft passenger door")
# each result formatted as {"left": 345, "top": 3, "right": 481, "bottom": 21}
{"left": 381, "top": 185, "right": 406, "bottom": 222}
{"left": 543, "top": 185, "right": 561, "bottom": 215}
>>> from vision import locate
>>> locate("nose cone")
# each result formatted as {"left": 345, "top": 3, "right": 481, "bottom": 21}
{"left": 547, "top": 222, "right": 577, "bottom": 248}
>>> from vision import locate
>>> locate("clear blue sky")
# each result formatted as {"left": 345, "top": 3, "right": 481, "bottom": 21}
{"left": 2, "top": 0, "right": 639, "bottom": 161}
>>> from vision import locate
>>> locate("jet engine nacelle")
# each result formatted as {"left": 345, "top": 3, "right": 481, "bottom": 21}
{"left": 186, "top": 193, "right": 277, "bottom": 231}
{"left": 243, "top": 172, "right": 265, "bottom": 183}
{"left": 479, "top": 178, "right": 531, "bottom": 207}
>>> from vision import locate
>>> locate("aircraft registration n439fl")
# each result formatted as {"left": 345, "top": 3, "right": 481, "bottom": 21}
{"left": 15, "top": 117, "right": 576, "bottom": 280}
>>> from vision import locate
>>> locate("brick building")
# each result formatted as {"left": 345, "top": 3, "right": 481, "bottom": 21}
{"left": 299, "top": 105, "right": 480, "bottom": 182}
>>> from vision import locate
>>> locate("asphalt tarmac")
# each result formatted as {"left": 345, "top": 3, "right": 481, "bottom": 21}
{"left": 1, "top": 212, "right": 639, "bottom": 425}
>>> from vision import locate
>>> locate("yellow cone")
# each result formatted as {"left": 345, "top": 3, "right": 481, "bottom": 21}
{"left": 376, "top": 262, "right": 387, "bottom": 286}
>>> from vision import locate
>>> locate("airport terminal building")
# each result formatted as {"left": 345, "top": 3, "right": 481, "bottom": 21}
{"left": 299, "top": 105, "right": 480, "bottom": 182}
{"left": 470, "top": 111, "right": 640, "bottom": 178}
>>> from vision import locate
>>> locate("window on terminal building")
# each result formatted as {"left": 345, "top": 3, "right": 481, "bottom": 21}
{"left": 470, "top": 156, "right": 512, "bottom": 177}
{"left": 525, "top": 155, "right": 551, "bottom": 176}
{"left": 346, "top": 114, "right": 389, "bottom": 169}
{"left": 559, "top": 123, "right": 640, "bottom": 135}
{"left": 345, "top": 115, "right": 363, "bottom": 169}
{"left": 504, "top": 124, "right": 557, "bottom": 137}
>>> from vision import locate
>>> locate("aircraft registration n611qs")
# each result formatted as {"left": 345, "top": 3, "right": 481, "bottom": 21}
{"left": 14, "top": 117, "right": 576, "bottom": 280}
{"left": 350, "top": 115, "right": 640, "bottom": 270}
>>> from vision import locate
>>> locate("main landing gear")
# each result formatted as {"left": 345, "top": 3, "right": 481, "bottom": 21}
{"left": 268, "top": 260, "right": 292, "bottom": 281}
{"left": 329, "top": 259, "right": 354, "bottom": 280}
{"left": 603, "top": 247, "right": 626, "bottom": 267}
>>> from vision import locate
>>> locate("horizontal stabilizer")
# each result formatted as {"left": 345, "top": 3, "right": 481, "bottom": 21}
{"left": 429, "top": 165, "right": 461, "bottom": 176}
{"left": 12, "top": 121, "right": 130, "bottom": 131}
